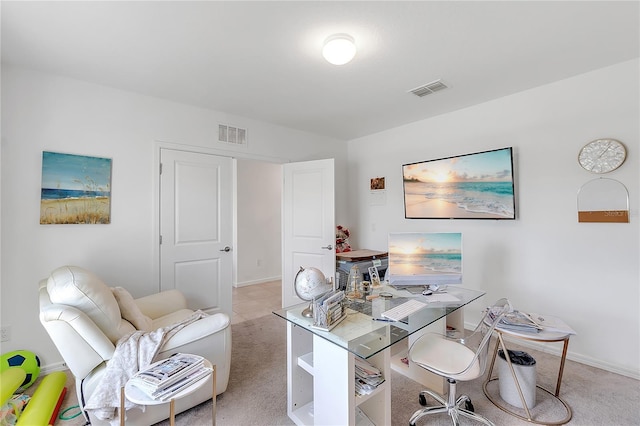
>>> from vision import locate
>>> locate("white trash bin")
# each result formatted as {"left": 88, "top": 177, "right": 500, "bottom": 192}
{"left": 497, "top": 349, "right": 537, "bottom": 409}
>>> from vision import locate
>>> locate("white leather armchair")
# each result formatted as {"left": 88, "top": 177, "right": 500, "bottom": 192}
{"left": 38, "top": 266, "right": 231, "bottom": 425}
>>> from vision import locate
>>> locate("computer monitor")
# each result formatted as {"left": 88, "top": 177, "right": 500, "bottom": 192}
{"left": 387, "top": 232, "right": 462, "bottom": 288}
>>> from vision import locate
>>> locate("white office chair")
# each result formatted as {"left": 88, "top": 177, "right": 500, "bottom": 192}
{"left": 408, "top": 298, "right": 511, "bottom": 426}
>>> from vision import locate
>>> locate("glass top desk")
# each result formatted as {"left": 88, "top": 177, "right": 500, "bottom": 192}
{"left": 273, "top": 286, "right": 485, "bottom": 426}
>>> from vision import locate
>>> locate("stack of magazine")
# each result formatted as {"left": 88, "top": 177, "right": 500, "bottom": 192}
{"left": 354, "top": 357, "right": 385, "bottom": 397}
{"left": 489, "top": 308, "right": 542, "bottom": 333}
{"left": 129, "top": 353, "right": 211, "bottom": 401}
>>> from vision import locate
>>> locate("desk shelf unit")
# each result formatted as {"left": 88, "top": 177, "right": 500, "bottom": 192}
{"left": 287, "top": 323, "right": 390, "bottom": 426}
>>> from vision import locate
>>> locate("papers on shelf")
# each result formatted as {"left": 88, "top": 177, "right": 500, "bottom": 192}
{"left": 128, "top": 353, "right": 211, "bottom": 401}
{"left": 354, "top": 357, "right": 384, "bottom": 397}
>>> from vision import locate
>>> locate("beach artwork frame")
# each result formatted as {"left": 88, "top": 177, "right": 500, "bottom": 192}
{"left": 402, "top": 147, "right": 516, "bottom": 220}
{"left": 40, "top": 151, "right": 112, "bottom": 224}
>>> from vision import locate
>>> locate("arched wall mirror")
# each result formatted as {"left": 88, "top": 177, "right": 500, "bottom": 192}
{"left": 577, "top": 178, "right": 629, "bottom": 223}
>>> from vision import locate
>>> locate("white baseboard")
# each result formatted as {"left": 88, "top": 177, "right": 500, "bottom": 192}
{"left": 40, "top": 361, "right": 69, "bottom": 376}
{"left": 234, "top": 276, "right": 281, "bottom": 288}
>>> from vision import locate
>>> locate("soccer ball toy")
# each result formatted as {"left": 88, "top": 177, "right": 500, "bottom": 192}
{"left": 0, "top": 350, "right": 41, "bottom": 391}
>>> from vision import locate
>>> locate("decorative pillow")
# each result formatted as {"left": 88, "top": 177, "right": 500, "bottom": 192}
{"left": 111, "top": 287, "right": 153, "bottom": 332}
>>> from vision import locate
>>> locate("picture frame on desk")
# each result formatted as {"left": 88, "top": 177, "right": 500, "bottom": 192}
{"left": 368, "top": 266, "right": 381, "bottom": 287}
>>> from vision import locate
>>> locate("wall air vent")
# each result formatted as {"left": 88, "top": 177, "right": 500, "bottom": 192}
{"left": 408, "top": 79, "right": 448, "bottom": 97}
{"left": 218, "top": 124, "right": 247, "bottom": 146}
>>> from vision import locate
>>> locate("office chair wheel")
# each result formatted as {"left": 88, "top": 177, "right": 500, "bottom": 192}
{"left": 419, "top": 393, "right": 427, "bottom": 406}
{"left": 464, "top": 399, "right": 474, "bottom": 412}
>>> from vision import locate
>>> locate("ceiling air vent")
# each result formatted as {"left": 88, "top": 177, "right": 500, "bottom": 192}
{"left": 408, "top": 79, "right": 448, "bottom": 97}
{"left": 218, "top": 124, "right": 247, "bottom": 146}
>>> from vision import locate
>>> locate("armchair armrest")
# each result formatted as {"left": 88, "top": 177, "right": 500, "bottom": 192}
{"left": 160, "top": 313, "right": 230, "bottom": 351}
{"left": 135, "top": 289, "right": 187, "bottom": 319}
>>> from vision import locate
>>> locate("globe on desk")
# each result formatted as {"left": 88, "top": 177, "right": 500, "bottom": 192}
{"left": 294, "top": 266, "right": 332, "bottom": 318}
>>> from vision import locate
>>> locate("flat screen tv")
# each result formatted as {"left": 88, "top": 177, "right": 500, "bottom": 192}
{"left": 402, "top": 147, "right": 516, "bottom": 219}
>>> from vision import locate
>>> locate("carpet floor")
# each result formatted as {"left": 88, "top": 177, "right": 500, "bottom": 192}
{"left": 50, "top": 313, "right": 639, "bottom": 425}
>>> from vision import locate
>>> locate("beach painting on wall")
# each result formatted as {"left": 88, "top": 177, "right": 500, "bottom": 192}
{"left": 402, "top": 147, "right": 516, "bottom": 220}
{"left": 40, "top": 151, "right": 112, "bottom": 224}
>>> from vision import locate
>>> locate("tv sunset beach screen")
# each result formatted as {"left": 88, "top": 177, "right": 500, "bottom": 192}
{"left": 388, "top": 232, "right": 462, "bottom": 285}
{"left": 402, "top": 147, "right": 516, "bottom": 219}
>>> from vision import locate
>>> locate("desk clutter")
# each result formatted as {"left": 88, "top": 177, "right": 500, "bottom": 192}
{"left": 488, "top": 307, "right": 576, "bottom": 335}
{"left": 489, "top": 309, "right": 542, "bottom": 333}
{"left": 311, "top": 289, "right": 346, "bottom": 331}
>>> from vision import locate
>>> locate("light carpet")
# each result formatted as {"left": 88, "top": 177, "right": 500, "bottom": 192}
{"left": 53, "top": 313, "right": 639, "bottom": 425}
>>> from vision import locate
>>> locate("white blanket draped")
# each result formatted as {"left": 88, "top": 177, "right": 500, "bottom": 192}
{"left": 84, "top": 311, "right": 207, "bottom": 424}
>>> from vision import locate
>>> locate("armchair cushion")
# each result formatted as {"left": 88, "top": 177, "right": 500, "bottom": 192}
{"left": 111, "top": 287, "right": 153, "bottom": 331}
{"left": 47, "top": 266, "right": 132, "bottom": 342}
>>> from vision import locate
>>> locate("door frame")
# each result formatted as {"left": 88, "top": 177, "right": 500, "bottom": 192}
{"left": 152, "top": 140, "right": 288, "bottom": 291}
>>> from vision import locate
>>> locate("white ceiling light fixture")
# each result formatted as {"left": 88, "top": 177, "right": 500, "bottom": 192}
{"left": 322, "top": 34, "right": 357, "bottom": 65}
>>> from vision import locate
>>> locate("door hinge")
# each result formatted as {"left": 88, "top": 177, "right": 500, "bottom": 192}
{"left": 159, "top": 235, "right": 162, "bottom": 245}
{"left": 159, "top": 163, "right": 163, "bottom": 175}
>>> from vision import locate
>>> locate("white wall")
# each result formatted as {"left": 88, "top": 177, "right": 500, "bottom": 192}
{"left": 236, "top": 158, "right": 282, "bottom": 286}
{"left": 2, "top": 61, "right": 638, "bottom": 378}
{"left": 346, "top": 59, "right": 639, "bottom": 378}
{"left": 0, "top": 66, "right": 347, "bottom": 369}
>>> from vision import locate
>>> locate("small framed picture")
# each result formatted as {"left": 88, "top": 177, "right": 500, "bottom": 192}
{"left": 368, "top": 266, "right": 381, "bottom": 287}
{"left": 370, "top": 177, "right": 385, "bottom": 191}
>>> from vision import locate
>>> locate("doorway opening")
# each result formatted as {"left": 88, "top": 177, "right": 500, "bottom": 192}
{"left": 232, "top": 158, "right": 283, "bottom": 323}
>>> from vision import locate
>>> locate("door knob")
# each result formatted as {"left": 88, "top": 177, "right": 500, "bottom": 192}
{"left": 220, "top": 246, "right": 232, "bottom": 252}
{"left": 321, "top": 244, "right": 333, "bottom": 250}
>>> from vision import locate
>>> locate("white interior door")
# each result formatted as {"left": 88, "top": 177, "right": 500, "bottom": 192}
{"left": 282, "top": 159, "right": 335, "bottom": 308}
{"left": 160, "top": 148, "right": 233, "bottom": 315}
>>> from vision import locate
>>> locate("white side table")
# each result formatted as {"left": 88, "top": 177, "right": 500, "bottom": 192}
{"left": 121, "top": 359, "right": 216, "bottom": 426}
{"left": 483, "top": 323, "right": 573, "bottom": 425}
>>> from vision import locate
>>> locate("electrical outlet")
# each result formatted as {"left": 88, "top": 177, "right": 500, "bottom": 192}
{"left": 1, "top": 326, "right": 10, "bottom": 342}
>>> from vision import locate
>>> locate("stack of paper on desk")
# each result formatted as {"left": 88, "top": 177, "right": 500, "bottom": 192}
{"left": 489, "top": 310, "right": 542, "bottom": 333}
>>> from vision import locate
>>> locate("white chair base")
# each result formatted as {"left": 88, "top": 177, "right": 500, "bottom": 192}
{"left": 409, "top": 379, "right": 495, "bottom": 426}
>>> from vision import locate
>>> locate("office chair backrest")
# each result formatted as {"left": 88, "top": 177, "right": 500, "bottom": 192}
{"left": 460, "top": 297, "right": 511, "bottom": 378}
